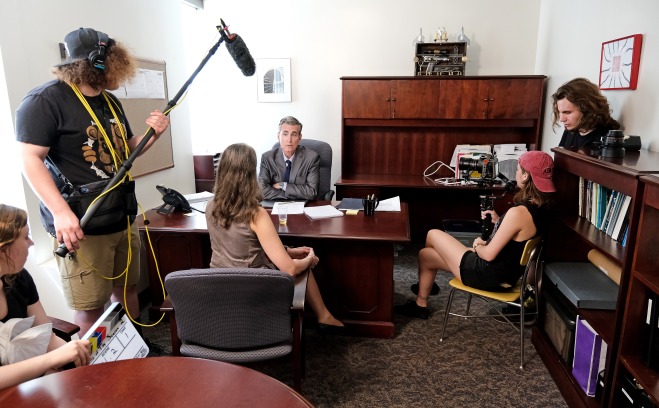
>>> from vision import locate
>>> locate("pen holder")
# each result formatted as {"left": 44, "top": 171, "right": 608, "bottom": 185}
{"left": 362, "top": 198, "right": 379, "bottom": 216}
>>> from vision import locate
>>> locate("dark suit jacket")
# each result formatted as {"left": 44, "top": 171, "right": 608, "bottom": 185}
{"left": 258, "top": 145, "right": 320, "bottom": 200}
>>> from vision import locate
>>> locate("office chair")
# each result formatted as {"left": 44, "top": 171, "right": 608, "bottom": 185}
{"left": 161, "top": 267, "right": 309, "bottom": 392}
{"left": 439, "top": 236, "right": 543, "bottom": 369}
{"left": 272, "top": 139, "right": 335, "bottom": 200}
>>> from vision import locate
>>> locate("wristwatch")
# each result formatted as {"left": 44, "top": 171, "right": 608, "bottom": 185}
{"left": 281, "top": 182, "right": 287, "bottom": 190}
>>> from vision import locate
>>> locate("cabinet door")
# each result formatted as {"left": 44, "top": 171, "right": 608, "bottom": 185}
{"left": 342, "top": 80, "right": 392, "bottom": 119}
{"left": 391, "top": 80, "right": 441, "bottom": 118}
{"left": 487, "top": 78, "right": 543, "bottom": 119}
{"left": 437, "top": 79, "right": 490, "bottom": 119}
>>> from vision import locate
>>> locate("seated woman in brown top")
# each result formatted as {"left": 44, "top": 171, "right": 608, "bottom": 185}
{"left": 205, "top": 143, "right": 344, "bottom": 333}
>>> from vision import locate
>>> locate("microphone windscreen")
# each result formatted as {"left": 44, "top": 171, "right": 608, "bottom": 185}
{"left": 226, "top": 34, "right": 256, "bottom": 77}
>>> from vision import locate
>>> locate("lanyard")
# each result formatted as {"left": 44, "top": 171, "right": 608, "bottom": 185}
{"left": 68, "top": 83, "right": 131, "bottom": 176}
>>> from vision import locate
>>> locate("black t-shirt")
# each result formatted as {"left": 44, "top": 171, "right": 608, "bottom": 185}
{"left": 15, "top": 80, "right": 134, "bottom": 235}
{"left": 558, "top": 126, "right": 609, "bottom": 149}
{"left": 1, "top": 269, "right": 40, "bottom": 323}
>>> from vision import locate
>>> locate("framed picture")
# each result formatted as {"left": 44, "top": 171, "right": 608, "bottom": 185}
{"left": 599, "top": 34, "right": 643, "bottom": 90}
{"left": 256, "top": 58, "right": 292, "bottom": 102}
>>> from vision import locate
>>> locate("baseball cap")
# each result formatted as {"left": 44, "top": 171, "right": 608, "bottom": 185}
{"left": 518, "top": 151, "right": 556, "bottom": 193}
{"left": 56, "top": 27, "right": 109, "bottom": 67}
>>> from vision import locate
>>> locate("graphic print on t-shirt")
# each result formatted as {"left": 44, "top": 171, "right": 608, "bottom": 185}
{"left": 82, "top": 118, "right": 127, "bottom": 179}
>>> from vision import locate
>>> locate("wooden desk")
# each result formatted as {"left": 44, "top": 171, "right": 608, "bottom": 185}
{"left": 0, "top": 357, "right": 313, "bottom": 408}
{"left": 138, "top": 203, "right": 410, "bottom": 338}
{"left": 335, "top": 174, "right": 513, "bottom": 242}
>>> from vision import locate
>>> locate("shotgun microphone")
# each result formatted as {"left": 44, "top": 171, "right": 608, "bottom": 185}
{"left": 218, "top": 19, "right": 256, "bottom": 77}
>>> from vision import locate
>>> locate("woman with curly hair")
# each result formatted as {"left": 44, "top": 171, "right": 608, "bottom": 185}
{"left": 551, "top": 77, "right": 622, "bottom": 148}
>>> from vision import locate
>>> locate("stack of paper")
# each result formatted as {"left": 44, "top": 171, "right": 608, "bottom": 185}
{"left": 304, "top": 205, "right": 344, "bottom": 219}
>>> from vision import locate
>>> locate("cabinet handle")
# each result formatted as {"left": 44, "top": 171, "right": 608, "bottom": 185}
{"left": 489, "top": 97, "right": 495, "bottom": 102}
{"left": 392, "top": 98, "right": 397, "bottom": 102}
{"left": 385, "top": 98, "right": 390, "bottom": 102}
{"left": 483, "top": 98, "right": 489, "bottom": 102}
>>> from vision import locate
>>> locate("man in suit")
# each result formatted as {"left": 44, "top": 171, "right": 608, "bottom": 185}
{"left": 258, "top": 116, "right": 319, "bottom": 200}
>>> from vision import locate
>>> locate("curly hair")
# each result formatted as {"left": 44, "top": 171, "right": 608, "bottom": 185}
{"left": 209, "top": 143, "right": 263, "bottom": 229}
{"left": 0, "top": 204, "right": 28, "bottom": 289}
{"left": 551, "top": 78, "right": 621, "bottom": 133}
{"left": 52, "top": 40, "right": 137, "bottom": 89}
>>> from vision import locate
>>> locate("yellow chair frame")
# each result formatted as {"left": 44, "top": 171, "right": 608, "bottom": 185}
{"left": 439, "top": 236, "right": 543, "bottom": 369}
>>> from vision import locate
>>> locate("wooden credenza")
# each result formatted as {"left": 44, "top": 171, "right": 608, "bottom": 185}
{"left": 336, "top": 75, "right": 546, "bottom": 241}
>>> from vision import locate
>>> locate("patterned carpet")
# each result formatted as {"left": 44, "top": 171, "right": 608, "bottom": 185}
{"left": 141, "top": 244, "right": 567, "bottom": 408}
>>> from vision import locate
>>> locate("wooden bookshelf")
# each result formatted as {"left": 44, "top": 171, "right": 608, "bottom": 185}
{"left": 613, "top": 175, "right": 659, "bottom": 406}
{"left": 534, "top": 148, "right": 659, "bottom": 407}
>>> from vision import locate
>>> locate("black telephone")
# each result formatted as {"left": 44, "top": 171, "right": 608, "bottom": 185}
{"left": 156, "top": 185, "right": 192, "bottom": 214}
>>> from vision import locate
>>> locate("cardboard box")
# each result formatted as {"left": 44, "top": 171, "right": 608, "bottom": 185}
{"left": 544, "top": 281, "right": 577, "bottom": 366}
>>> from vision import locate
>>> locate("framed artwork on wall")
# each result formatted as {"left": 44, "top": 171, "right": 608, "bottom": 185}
{"left": 599, "top": 34, "right": 643, "bottom": 90}
{"left": 256, "top": 58, "right": 292, "bottom": 102}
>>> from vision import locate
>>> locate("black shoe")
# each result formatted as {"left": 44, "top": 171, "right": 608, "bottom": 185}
{"left": 411, "top": 282, "right": 440, "bottom": 296}
{"left": 144, "top": 338, "right": 165, "bottom": 356}
{"left": 317, "top": 323, "right": 348, "bottom": 336}
{"left": 394, "top": 300, "right": 431, "bottom": 320}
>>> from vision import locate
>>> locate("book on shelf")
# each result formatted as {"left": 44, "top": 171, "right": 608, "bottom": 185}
{"left": 577, "top": 180, "right": 632, "bottom": 241}
{"left": 643, "top": 293, "right": 659, "bottom": 368}
{"left": 572, "top": 315, "right": 607, "bottom": 397}
{"left": 612, "top": 195, "right": 632, "bottom": 242}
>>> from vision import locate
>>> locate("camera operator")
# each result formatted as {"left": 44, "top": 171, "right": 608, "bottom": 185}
{"left": 395, "top": 151, "right": 555, "bottom": 319}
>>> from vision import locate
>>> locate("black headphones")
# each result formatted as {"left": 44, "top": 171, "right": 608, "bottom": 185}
{"left": 88, "top": 31, "right": 110, "bottom": 71}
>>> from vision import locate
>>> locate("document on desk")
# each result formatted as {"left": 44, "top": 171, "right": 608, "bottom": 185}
{"left": 183, "top": 191, "right": 214, "bottom": 203}
{"left": 304, "top": 205, "right": 344, "bottom": 219}
{"left": 272, "top": 201, "right": 305, "bottom": 215}
{"left": 375, "top": 196, "right": 401, "bottom": 212}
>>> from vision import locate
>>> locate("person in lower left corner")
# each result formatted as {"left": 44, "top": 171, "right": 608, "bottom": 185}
{"left": 395, "top": 151, "right": 556, "bottom": 319}
{"left": 0, "top": 204, "right": 91, "bottom": 389}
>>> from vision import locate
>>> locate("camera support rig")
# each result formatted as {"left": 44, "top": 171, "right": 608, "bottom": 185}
{"left": 472, "top": 173, "right": 517, "bottom": 240}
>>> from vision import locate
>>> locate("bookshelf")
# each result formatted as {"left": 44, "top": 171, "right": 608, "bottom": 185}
{"left": 533, "top": 148, "right": 659, "bottom": 407}
{"left": 613, "top": 174, "right": 659, "bottom": 406}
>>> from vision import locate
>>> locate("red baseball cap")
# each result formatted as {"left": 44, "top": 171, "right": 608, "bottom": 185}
{"left": 518, "top": 151, "right": 556, "bottom": 193}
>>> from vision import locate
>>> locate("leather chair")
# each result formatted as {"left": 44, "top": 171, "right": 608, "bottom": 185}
{"left": 439, "top": 236, "right": 543, "bottom": 369}
{"left": 272, "top": 139, "right": 335, "bottom": 200}
{"left": 161, "top": 267, "right": 309, "bottom": 391}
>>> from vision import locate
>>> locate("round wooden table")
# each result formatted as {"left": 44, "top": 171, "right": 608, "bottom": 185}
{"left": 0, "top": 357, "right": 314, "bottom": 407}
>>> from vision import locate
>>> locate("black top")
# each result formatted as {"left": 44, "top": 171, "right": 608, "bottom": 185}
{"left": 558, "top": 126, "right": 609, "bottom": 149}
{"left": 1, "top": 269, "right": 40, "bottom": 323}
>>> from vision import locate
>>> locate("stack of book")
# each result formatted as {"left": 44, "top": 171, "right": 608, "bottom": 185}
{"left": 578, "top": 178, "right": 631, "bottom": 246}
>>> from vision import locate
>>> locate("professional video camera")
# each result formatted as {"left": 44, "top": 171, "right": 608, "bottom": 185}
{"left": 458, "top": 153, "right": 497, "bottom": 185}
{"left": 458, "top": 153, "right": 516, "bottom": 239}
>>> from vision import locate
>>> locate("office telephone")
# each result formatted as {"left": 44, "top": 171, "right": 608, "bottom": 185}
{"left": 156, "top": 185, "right": 192, "bottom": 214}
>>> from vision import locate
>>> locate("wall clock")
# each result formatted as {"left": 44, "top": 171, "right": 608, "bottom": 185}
{"left": 599, "top": 34, "right": 643, "bottom": 90}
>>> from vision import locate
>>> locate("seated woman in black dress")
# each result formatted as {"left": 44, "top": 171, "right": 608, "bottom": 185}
{"left": 396, "top": 151, "right": 556, "bottom": 319}
{"left": 0, "top": 204, "right": 90, "bottom": 389}
{"left": 205, "top": 143, "right": 344, "bottom": 333}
